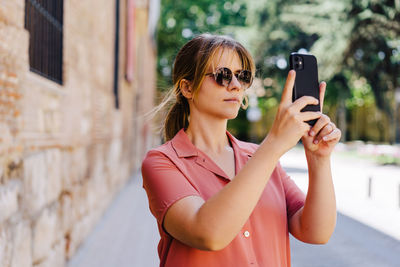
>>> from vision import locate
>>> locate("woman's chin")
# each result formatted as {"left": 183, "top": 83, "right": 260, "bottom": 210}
{"left": 224, "top": 110, "right": 240, "bottom": 120}
{"left": 208, "top": 107, "right": 240, "bottom": 120}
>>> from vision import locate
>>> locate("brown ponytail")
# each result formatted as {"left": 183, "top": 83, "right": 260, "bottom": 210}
{"left": 164, "top": 93, "right": 190, "bottom": 141}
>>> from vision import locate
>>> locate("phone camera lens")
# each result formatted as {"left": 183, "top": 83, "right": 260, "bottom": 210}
{"left": 294, "top": 57, "right": 299, "bottom": 62}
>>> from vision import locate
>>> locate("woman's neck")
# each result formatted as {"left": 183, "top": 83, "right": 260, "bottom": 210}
{"left": 185, "top": 117, "right": 230, "bottom": 155}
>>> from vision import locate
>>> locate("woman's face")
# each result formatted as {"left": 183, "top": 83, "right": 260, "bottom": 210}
{"left": 190, "top": 48, "right": 246, "bottom": 120}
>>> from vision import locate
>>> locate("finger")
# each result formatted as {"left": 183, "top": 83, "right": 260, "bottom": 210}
{"left": 319, "top": 82, "right": 326, "bottom": 111}
{"left": 292, "top": 96, "right": 319, "bottom": 112}
{"left": 298, "top": 111, "right": 322, "bottom": 123}
{"left": 322, "top": 128, "right": 341, "bottom": 142}
{"left": 314, "top": 122, "right": 335, "bottom": 144}
{"left": 280, "top": 70, "right": 296, "bottom": 105}
{"left": 309, "top": 114, "right": 331, "bottom": 137}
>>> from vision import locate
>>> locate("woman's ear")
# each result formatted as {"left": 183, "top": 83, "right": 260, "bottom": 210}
{"left": 179, "top": 79, "right": 193, "bottom": 100}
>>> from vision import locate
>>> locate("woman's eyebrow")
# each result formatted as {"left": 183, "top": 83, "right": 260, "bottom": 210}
{"left": 214, "top": 65, "right": 243, "bottom": 71}
{"left": 233, "top": 68, "right": 244, "bottom": 72}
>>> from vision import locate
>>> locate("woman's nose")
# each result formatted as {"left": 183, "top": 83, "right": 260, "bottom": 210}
{"left": 227, "top": 74, "right": 242, "bottom": 91}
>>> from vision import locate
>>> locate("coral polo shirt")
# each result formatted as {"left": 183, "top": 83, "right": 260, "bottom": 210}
{"left": 141, "top": 129, "right": 305, "bottom": 267}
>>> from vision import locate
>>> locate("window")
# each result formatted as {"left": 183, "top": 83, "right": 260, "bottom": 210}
{"left": 113, "top": 0, "right": 120, "bottom": 108}
{"left": 25, "top": 0, "right": 63, "bottom": 84}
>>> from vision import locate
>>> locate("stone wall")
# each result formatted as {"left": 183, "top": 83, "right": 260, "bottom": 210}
{"left": 0, "top": 0, "right": 156, "bottom": 266}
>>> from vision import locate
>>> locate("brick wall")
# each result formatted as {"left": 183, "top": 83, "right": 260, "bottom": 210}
{"left": 0, "top": 0, "right": 157, "bottom": 266}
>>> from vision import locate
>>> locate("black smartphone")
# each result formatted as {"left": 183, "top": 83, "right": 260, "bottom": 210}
{"left": 289, "top": 53, "right": 320, "bottom": 126}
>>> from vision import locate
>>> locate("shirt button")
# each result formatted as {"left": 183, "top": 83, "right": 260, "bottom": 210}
{"left": 244, "top": 230, "right": 250, "bottom": 238}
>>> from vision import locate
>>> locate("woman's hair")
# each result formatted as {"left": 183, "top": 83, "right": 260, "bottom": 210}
{"left": 156, "top": 33, "right": 255, "bottom": 141}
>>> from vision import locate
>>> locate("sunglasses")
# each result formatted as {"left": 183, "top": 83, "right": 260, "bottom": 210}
{"left": 205, "top": 67, "right": 253, "bottom": 89}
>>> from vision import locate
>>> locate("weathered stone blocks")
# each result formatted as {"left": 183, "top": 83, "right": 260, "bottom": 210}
{"left": 33, "top": 239, "right": 65, "bottom": 267}
{"left": 0, "top": 0, "right": 155, "bottom": 266}
{"left": 10, "top": 219, "right": 32, "bottom": 267}
{"left": 0, "top": 224, "right": 12, "bottom": 267}
{"left": 0, "top": 0, "right": 24, "bottom": 27}
{"left": 0, "top": 181, "right": 19, "bottom": 223}
{"left": 23, "top": 150, "right": 62, "bottom": 215}
{"left": 32, "top": 205, "right": 60, "bottom": 264}
{"left": 22, "top": 152, "right": 46, "bottom": 214}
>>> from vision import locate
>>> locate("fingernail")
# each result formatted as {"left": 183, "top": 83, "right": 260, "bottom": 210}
{"left": 323, "top": 136, "right": 328, "bottom": 141}
{"left": 309, "top": 130, "right": 315, "bottom": 136}
{"left": 313, "top": 139, "right": 319, "bottom": 144}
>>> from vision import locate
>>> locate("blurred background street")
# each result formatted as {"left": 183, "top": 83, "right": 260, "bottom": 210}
{"left": 67, "top": 146, "right": 400, "bottom": 267}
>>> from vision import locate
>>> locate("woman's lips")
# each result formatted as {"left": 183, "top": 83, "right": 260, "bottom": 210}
{"left": 224, "top": 98, "right": 240, "bottom": 103}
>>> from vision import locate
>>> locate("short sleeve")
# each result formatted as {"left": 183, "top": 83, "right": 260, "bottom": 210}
{"left": 141, "top": 150, "right": 201, "bottom": 229}
{"left": 276, "top": 162, "right": 305, "bottom": 219}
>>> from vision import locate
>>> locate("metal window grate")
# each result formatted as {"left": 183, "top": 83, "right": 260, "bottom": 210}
{"left": 25, "top": 0, "right": 63, "bottom": 84}
{"left": 113, "top": 0, "right": 120, "bottom": 109}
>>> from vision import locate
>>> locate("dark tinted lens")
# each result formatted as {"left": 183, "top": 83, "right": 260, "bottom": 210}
{"left": 237, "top": 70, "right": 252, "bottom": 84}
{"left": 236, "top": 70, "right": 252, "bottom": 88}
{"left": 215, "top": 67, "right": 232, "bottom": 87}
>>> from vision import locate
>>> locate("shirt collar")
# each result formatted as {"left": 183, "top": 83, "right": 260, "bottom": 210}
{"left": 225, "top": 130, "right": 253, "bottom": 158}
{"left": 170, "top": 129, "right": 199, "bottom": 158}
{"left": 170, "top": 128, "right": 253, "bottom": 181}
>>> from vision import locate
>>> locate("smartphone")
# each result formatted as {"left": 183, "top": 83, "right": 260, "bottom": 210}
{"left": 289, "top": 53, "right": 320, "bottom": 126}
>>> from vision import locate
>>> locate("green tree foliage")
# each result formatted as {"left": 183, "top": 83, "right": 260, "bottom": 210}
{"left": 276, "top": 0, "right": 400, "bottom": 114}
{"left": 249, "top": 0, "right": 400, "bottom": 142}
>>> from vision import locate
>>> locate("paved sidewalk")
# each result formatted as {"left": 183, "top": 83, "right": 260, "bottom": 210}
{"left": 280, "top": 147, "right": 400, "bottom": 240}
{"left": 290, "top": 213, "right": 400, "bottom": 267}
{"left": 68, "top": 148, "right": 400, "bottom": 267}
{"left": 67, "top": 175, "right": 160, "bottom": 267}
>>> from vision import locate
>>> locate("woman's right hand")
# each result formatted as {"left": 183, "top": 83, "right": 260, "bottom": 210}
{"left": 266, "top": 70, "right": 321, "bottom": 156}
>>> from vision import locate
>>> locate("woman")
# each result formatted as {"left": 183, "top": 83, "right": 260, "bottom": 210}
{"left": 141, "top": 33, "right": 341, "bottom": 267}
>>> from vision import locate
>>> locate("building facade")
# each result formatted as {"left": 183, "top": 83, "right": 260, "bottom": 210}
{"left": 0, "top": 0, "right": 157, "bottom": 266}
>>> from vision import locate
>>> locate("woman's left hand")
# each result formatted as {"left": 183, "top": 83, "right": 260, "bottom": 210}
{"left": 302, "top": 82, "right": 341, "bottom": 158}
